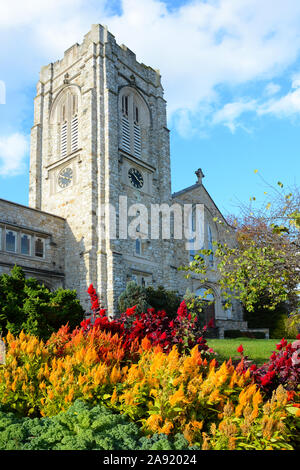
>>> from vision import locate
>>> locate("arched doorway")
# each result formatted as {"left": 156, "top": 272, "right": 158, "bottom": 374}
{"left": 195, "top": 287, "right": 215, "bottom": 326}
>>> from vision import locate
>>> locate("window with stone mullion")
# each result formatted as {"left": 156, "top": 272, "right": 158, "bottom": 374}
{"left": 120, "top": 94, "right": 141, "bottom": 158}
{"left": 60, "top": 92, "right": 79, "bottom": 158}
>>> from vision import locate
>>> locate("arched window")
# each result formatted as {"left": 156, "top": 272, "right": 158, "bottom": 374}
{"left": 21, "top": 233, "right": 31, "bottom": 255}
{"left": 188, "top": 205, "right": 204, "bottom": 261}
{"left": 50, "top": 86, "right": 80, "bottom": 161}
{"left": 35, "top": 237, "right": 44, "bottom": 258}
{"left": 196, "top": 287, "right": 215, "bottom": 325}
{"left": 119, "top": 87, "right": 150, "bottom": 159}
{"left": 6, "top": 230, "right": 16, "bottom": 252}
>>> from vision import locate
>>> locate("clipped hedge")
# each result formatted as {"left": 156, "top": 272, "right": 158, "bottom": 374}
{"left": 0, "top": 400, "right": 190, "bottom": 450}
{"left": 224, "top": 330, "right": 266, "bottom": 339}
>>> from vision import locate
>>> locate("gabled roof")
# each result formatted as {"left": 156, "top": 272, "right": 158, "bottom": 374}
{"left": 172, "top": 183, "right": 233, "bottom": 228}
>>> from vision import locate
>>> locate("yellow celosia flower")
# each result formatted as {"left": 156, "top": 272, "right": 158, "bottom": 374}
{"left": 146, "top": 414, "right": 163, "bottom": 432}
{"left": 169, "top": 384, "right": 187, "bottom": 407}
{"left": 11, "top": 380, "right": 17, "bottom": 392}
{"left": 39, "top": 381, "right": 46, "bottom": 390}
{"left": 110, "top": 365, "right": 122, "bottom": 384}
{"left": 111, "top": 388, "right": 118, "bottom": 405}
{"left": 84, "top": 347, "right": 98, "bottom": 364}
{"left": 78, "top": 374, "right": 86, "bottom": 386}
{"left": 208, "top": 389, "right": 221, "bottom": 403}
{"left": 252, "top": 389, "right": 263, "bottom": 408}
{"left": 160, "top": 420, "right": 174, "bottom": 435}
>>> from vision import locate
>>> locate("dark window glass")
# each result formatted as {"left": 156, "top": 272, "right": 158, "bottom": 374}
{"left": 35, "top": 238, "right": 44, "bottom": 258}
{"left": 6, "top": 231, "right": 16, "bottom": 252}
{"left": 21, "top": 234, "right": 30, "bottom": 255}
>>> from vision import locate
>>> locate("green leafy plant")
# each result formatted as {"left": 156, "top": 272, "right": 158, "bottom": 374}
{"left": 0, "top": 266, "right": 84, "bottom": 340}
{"left": 118, "top": 281, "right": 149, "bottom": 315}
{"left": 145, "top": 285, "right": 181, "bottom": 319}
{"left": 0, "top": 400, "right": 190, "bottom": 450}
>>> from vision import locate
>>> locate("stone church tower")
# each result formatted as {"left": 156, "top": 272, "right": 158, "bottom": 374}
{"left": 1, "top": 23, "right": 261, "bottom": 336}
{"left": 29, "top": 24, "right": 172, "bottom": 313}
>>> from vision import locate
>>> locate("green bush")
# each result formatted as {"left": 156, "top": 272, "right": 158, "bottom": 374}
{"left": 244, "top": 298, "right": 298, "bottom": 339}
{"left": 118, "top": 282, "right": 182, "bottom": 318}
{"left": 224, "top": 329, "right": 266, "bottom": 339}
{"left": 118, "top": 281, "right": 149, "bottom": 314}
{"left": 183, "top": 289, "right": 206, "bottom": 326}
{"left": 0, "top": 265, "right": 84, "bottom": 341}
{"left": 146, "top": 285, "right": 181, "bottom": 318}
{"left": 0, "top": 400, "right": 190, "bottom": 450}
{"left": 271, "top": 313, "right": 299, "bottom": 339}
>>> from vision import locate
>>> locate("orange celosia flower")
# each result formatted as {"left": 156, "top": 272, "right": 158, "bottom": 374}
{"left": 111, "top": 388, "right": 118, "bottom": 405}
{"left": 110, "top": 365, "right": 122, "bottom": 384}
{"left": 146, "top": 414, "right": 163, "bottom": 432}
{"left": 160, "top": 420, "right": 174, "bottom": 435}
{"left": 169, "top": 384, "right": 187, "bottom": 407}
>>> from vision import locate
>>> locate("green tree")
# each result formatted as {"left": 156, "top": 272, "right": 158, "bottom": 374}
{"left": 146, "top": 285, "right": 181, "bottom": 318}
{"left": 118, "top": 281, "right": 149, "bottom": 315}
{"left": 0, "top": 266, "right": 84, "bottom": 340}
{"left": 181, "top": 179, "right": 300, "bottom": 326}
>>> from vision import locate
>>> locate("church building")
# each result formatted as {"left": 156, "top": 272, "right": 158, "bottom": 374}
{"left": 0, "top": 24, "right": 253, "bottom": 337}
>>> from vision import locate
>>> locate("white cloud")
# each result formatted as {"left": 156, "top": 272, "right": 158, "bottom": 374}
{"left": 105, "top": 0, "right": 300, "bottom": 117}
{"left": 212, "top": 99, "right": 257, "bottom": 132}
{"left": 0, "top": 133, "right": 29, "bottom": 176}
{"left": 2, "top": 0, "right": 300, "bottom": 141}
{"left": 260, "top": 89, "right": 300, "bottom": 118}
{"left": 264, "top": 82, "right": 281, "bottom": 96}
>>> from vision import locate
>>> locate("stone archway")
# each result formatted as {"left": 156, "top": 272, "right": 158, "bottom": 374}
{"left": 195, "top": 287, "right": 215, "bottom": 325}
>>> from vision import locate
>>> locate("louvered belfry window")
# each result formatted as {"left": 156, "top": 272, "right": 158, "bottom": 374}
{"left": 71, "top": 115, "right": 78, "bottom": 153}
{"left": 133, "top": 105, "right": 141, "bottom": 157}
{"left": 120, "top": 90, "right": 148, "bottom": 158}
{"left": 60, "top": 121, "right": 68, "bottom": 157}
{"left": 58, "top": 90, "right": 79, "bottom": 158}
{"left": 121, "top": 116, "right": 131, "bottom": 153}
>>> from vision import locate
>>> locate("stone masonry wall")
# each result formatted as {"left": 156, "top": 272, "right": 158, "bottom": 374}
{"left": 0, "top": 198, "right": 65, "bottom": 289}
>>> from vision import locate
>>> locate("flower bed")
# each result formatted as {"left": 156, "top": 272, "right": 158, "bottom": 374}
{"left": 0, "top": 284, "right": 299, "bottom": 450}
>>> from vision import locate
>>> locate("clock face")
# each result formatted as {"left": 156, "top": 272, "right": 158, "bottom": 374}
{"left": 128, "top": 167, "right": 144, "bottom": 189}
{"left": 58, "top": 167, "right": 73, "bottom": 188}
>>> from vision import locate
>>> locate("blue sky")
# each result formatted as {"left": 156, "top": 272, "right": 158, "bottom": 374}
{"left": 0, "top": 0, "right": 299, "bottom": 218}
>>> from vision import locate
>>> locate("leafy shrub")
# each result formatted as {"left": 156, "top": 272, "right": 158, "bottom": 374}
{"left": 0, "top": 400, "right": 190, "bottom": 450}
{"left": 183, "top": 289, "right": 206, "bottom": 326}
{"left": 244, "top": 300, "right": 297, "bottom": 339}
{"left": 271, "top": 313, "right": 299, "bottom": 339}
{"left": 146, "top": 285, "right": 181, "bottom": 318}
{"left": 86, "top": 284, "right": 211, "bottom": 356}
{"left": 224, "top": 330, "right": 266, "bottom": 339}
{"left": 0, "top": 266, "right": 84, "bottom": 340}
{"left": 250, "top": 336, "right": 300, "bottom": 395}
{"left": 118, "top": 281, "right": 148, "bottom": 314}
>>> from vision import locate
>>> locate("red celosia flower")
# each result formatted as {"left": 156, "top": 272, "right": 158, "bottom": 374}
{"left": 287, "top": 391, "right": 296, "bottom": 402}
{"left": 125, "top": 306, "right": 137, "bottom": 317}
{"left": 237, "top": 344, "right": 244, "bottom": 354}
{"left": 177, "top": 301, "right": 188, "bottom": 319}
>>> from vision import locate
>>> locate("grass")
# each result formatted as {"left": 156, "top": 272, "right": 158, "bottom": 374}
{"left": 206, "top": 338, "right": 291, "bottom": 366}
